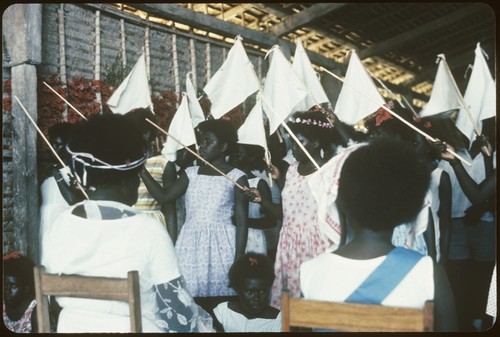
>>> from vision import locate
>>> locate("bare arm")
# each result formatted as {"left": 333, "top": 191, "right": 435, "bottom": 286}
{"left": 247, "top": 180, "right": 277, "bottom": 229}
{"left": 433, "top": 262, "right": 459, "bottom": 331}
{"left": 234, "top": 175, "right": 249, "bottom": 261}
{"left": 437, "top": 171, "right": 451, "bottom": 265}
{"left": 138, "top": 166, "right": 189, "bottom": 204}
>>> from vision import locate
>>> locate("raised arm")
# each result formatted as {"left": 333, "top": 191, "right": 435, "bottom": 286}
{"left": 434, "top": 141, "right": 496, "bottom": 205}
{"left": 138, "top": 166, "right": 189, "bottom": 204}
{"left": 247, "top": 179, "right": 277, "bottom": 229}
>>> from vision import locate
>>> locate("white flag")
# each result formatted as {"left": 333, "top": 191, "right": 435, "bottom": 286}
{"left": 161, "top": 94, "right": 197, "bottom": 162}
{"left": 107, "top": 53, "right": 153, "bottom": 115}
{"left": 262, "top": 46, "right": 309, "bottom": 134}
{"left": 419, "top": 55, "right": 462, "bottom": 118}
{"left": 292, "top": 38, "right": 330, "bottom": 111}
{"left": 455, "top": 43, "right": 496, "bottom": 143}
{"left": 238, "top": 97, "right": 268, "bottom": 150}
{"left": 333, "top": 50, "right": 385, "bottom": 125}
{"left": 186, "top": 74, "right": 205, "bottom": 127}
{"left": 203, "top": 36, "right": 261, "bottom": 119}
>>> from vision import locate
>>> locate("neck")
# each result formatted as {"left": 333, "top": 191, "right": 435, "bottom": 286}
{"left": 336, "top": 227, "right": 394, "bottom": 259}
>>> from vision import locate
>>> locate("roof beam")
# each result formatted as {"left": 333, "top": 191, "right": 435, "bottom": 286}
{"left": 405, "top": 50, "right": 476, "bottom": 88}
{"left": 216, "top": 3, "right": 257, "bottom": 20}
{"left": 269, "top": 3, "right": 346, "bottom": 37}
{"left": 358, "top": 5, "right": 480, "bottom": 59}
{"left": 124, "top": 3, "right": 344, "bottom": 72}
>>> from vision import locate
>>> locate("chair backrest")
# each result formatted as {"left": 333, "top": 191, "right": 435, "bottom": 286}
{"left": 33, "top": 266, "right": 142, "bottom": 332}
{"left": 281, "top": 291, "right": 433, "bottom": 332}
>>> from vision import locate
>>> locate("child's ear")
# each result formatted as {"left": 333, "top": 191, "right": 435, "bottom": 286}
{"left": 221, "top": 143, "right": 228, "bottom": 153}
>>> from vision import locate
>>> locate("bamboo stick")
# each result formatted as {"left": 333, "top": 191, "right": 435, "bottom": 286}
{"left": 14, "top": 96, "right": 89, "bottom": 199}
{"left": 320, "top": 66, "right": 472, "bottom": 166}
{"left": 43, "top": 82, "right": 87, "bottom": 120}
{"left": 145, "top": 118, "right": 246, "bottom": 191}
{"left": 260, "top": 92, "right": 321, "bottom": 170}
{"left": 172, "top": 34, "right": 180, "bottom": 98}
{"left": 94, "top": 10, "right": 103, "bottom": 114}
{"left": 190, "top": 38, "right": 197, "bottom": 90}
{"left": 120, "top": 18, "right": 127, "bottom": 67}
{"left": 58, "top": 4, "right": 68, "bottom": 122}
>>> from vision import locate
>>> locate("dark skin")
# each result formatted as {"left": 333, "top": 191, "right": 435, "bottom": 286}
{"left": 415, "top": 136, "right": 452, "bottom": 264}
{"left": 3, "top": 275, "right": 38, "bottom": 332}
{"left": 139, "top": 130, "right": 249, "bottom": 260}
{"left": 246, "top": 130, "right": 325, "bottom": 221}
{"left": 335, "top": 216, "right": 458, "bottom": 331}
{"left": 213, "top": 278, "right": 279, "bottom": 332}
{"left": 435, "top": 140, "right": 495, "bottom": 205}
{"left": 230, "top": 144, "right": 276, "bottom": 230}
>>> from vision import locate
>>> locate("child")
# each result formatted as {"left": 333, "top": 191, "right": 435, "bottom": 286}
{"left": 139, "top": 119, "right": 249, "bottom": 315}
{"left": 3, "top": 251, "right": 38, "bottom": 333}
{"left": 213, "top": 253, "right": 281, "bottom": 332}
{"left": 41, "top": 114, "right": 212, "bottom": 332}
{"left": 230, "top": 143, "right": 276, "bottom": 254}
{"left": 300, "top": 138, "right": 458, "bottom": 331}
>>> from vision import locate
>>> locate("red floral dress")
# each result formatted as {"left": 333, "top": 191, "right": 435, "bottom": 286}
{"left": 3, "top": 300, "right": 36, "bottom": 333}
{"left": 270, "top": 162, "right": 331, "bottom": 309}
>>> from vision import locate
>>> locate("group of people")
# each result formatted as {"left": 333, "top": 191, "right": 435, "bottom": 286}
{"left": 4, "top": 98, "right": 495, "bottom": 332}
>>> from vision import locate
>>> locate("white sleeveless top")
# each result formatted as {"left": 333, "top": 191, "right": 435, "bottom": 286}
{"left": 300, "top": 251, "right": 434, "bottom": 309}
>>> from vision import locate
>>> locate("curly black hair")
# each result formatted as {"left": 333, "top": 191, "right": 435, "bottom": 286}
{"left": 228, "top": 252, "right": 275, "bottom": 290}
{"left": 337, "top": 138, "right": 430, "bottom": 231}
{"left": 287, "top": 111, "right": 336, "bottom": 153}
{"left": 67, "top": 114, "right": 146, "bottom": 187}
{"left": 196, "top": 119, "right": 238, "bottom": 155}
{"left": 3, "top": 254, "right": 35, "bottom": 295}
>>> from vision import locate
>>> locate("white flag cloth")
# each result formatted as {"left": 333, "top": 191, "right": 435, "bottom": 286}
{"left": 292, "top": 38, "right": 330, "bottom": 111}
{"left": 107, "top": 53, "right": 153, "bottom": 115}
{"left": 203, "top": 36, "right": 261, "bottom": 119}
{"left": 419, "top": 55, "right": 462, "bottom": 118}
{"left": 333, "top": 50, "right": 385, "bottom": 125}
{"left": 455, "top": 43, "right": 496, "bottom": 143}
{"left": 238, "top": 97, "right": 268, "bottom": 150}
{"left": 161, "top": 94, "right": 197, "bottom": 162}
{"left": 262, "top": 46, "right": 309, "bottom": 134}
{"left": 307, "top": 142, "right": 366, "bottom": 250}
{"left": 186, "top": 74, "right": 205, "bottom": 127}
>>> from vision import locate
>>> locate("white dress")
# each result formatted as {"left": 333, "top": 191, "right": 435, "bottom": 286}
{"left": 213, "top": 302, "right": 281, "bottom": 332}
{"left": 245, "top": 177, "right": 268, "bottom": 255}
{"left": 300, "top": 251, "right": 434, "bottom": 309}
{"left": 41, "top": 200, "right": 184, "bottom": 332}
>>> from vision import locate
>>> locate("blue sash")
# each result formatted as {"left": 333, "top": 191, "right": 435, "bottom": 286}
{"left": 345, "top": 247, "right": 425, "bottom": 305}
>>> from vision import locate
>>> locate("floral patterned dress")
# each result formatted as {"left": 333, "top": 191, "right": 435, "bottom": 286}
{"left": 3, "top": 300, "right": 36, "bottom": 333}
{"left": 175, "top": 166, "right": 245, "bottom": 297}
{"left": 270, "top": 162, "right": 331, "bottom": 309}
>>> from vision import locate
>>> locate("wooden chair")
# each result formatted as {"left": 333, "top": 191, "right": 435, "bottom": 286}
{"left": 33, "top": 266, "right": 142, "bottom": 332}
{"left": 281, "top": 291, "right": 434, "bottom": 332}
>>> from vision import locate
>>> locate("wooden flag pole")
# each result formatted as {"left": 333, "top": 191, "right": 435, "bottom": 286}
{"left": 259, "top": 93, "right": 321, "bottom": 170}
{"left": 145, "top": 118, "right": 246, "bottom": 191}
{"left": 42, "top": 82, "right": 88, "bottom": 120}
{"left": 320, "top": 67, "right": 472, "bottom": 166}
{"left": 14, "top": 95, "right": 90, "bottom": 199}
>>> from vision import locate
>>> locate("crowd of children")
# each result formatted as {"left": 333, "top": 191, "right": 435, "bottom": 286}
{"left": 4, "top": 98, "right": 495, "bottom": 332}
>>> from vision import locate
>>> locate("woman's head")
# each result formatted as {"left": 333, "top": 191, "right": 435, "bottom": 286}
{"left": 337, "top": 138, "right": 430, "bottom": 232}
{"left": 196, "top": 119, "right": 238, "bottom": 160}
{"left": 365, "top": 106, "right": 418, "bottom": 143}
{"left": 287, "top": 111, "right": 334, "bottom": 161}
{"left": 229, "top": 143, "right": 267, "bottom": 172}
{"left": 3, "top": 252, "right": 35, "bottom": 305}
{"left": 228, "top": 253, "right": 274, "bottom": 315}
{"left": 67, "top": 114, "right": 147, "bottom": 204}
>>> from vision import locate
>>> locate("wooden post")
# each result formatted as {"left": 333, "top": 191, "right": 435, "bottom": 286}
{"left": 3, "top": 4, "right": 42, "bottom": 263}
